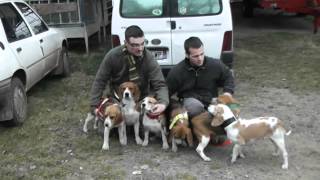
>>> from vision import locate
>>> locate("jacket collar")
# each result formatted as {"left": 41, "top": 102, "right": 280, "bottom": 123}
{"left": 184, "top": 57, "right": 207, "bottom": 71}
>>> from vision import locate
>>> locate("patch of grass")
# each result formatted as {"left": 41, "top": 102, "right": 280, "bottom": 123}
{"left": 69, "top": 52, "right": 105, "bottom": 75}
{"left": 175, "top": 173, "right": 197, "bottom": 180}
{"left": 234, "top": 32, "right": 320, "bottom": 93}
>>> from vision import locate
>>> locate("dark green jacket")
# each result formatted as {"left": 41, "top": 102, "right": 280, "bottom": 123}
{"left": 166, "top": 56, "right": 234, "bottom": 106}
{"left": 90, "top": 45, "right": 169, "bottom": 107}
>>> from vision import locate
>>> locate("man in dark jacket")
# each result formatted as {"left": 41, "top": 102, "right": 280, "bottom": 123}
{"left": 90, "top": 25, "right": 169, "bottom": 115}
{"left": 166, "top": 36, "right": 234, "bottom": 117}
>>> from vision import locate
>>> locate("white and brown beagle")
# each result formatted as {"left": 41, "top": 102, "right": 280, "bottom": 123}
{"left": 140, "top": 96, "right": 169, "bottom": 149}
{"left": 101, "top": 103, "right": 126, "bottom": 150}
{"left": 209, "top": 104, "right": 291, "bottom": 169}
{"left": 83, "top": 98, "right": 110, "bottom": 134}
{"left": 168, "top": 106, "right": 193, "bottom": 152}
{"left": 118, "top": 81, "right": 143, "bottom": 145}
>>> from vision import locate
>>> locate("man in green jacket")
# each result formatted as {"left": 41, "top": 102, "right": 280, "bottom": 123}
{"left": 90, "top": 25, "right": 169, "bottom": 115}
{"left": 166, "top": 36, "right": 235, "bottom": 118}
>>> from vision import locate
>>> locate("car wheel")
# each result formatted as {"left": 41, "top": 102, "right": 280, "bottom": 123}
{"left": 8, "top": 77, "right": 27, "bottom": 126}
{"left": 61, "top": 46, "right": 71, "bottom": 77}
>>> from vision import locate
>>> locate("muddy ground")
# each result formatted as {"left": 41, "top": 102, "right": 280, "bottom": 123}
{"left": 1, "top": 3, "right": 320, "bottom": 180}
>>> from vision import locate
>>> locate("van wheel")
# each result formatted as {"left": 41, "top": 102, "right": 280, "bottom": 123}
{"left": 8, "top": 77, "right": 27, "bottom": 126}
{"left": 242, "top": 0, "right": 254, "bottom": 17}
{"left": 60, "top": 47, "right": 71, "bottom": 77}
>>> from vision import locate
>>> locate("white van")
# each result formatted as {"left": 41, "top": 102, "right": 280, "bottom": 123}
{"left": 111, "top": 0, "right": 233, "bottom": 71}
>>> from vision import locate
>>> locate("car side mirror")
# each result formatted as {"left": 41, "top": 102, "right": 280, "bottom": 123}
{"left": 0, "top": 41, "right": 4, "bottom": 50}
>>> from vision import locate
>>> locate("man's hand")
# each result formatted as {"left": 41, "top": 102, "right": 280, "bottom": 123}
{"left": 150, "top": 103, "right": 166, "bottom": 115}
{"left": 223, "top": 92, "right": 232, "bottom": 97}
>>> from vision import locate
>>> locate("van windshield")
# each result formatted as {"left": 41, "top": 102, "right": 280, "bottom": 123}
{"left": 120, "top": 0, "right": 222, "bottom": 18}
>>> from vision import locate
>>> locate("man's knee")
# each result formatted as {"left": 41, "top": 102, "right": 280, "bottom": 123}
{"left": 183, "top": 98, "right": 205, "bottom": 117}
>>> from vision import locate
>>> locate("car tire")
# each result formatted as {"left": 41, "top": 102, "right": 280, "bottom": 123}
{"left": 52, "top": 46, "right": 71, "bottom": 77}
{"left": 60, "top": 46, "right": 71, "bottom": 77}
{"left": 7, "top": 77, "right": 27, "bottom": 126}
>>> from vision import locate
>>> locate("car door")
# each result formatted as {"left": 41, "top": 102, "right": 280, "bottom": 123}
{"left": 15, "top": 2, "right": 59, "bottom": 75}
{"left": 170, "top": 0, "right": 230, "bottom": 65}
{"left": 113, "top": 0, "right": 172, "bottom": 66}
{"left": 0, "top": 2, "right": 44, "bottom": 90}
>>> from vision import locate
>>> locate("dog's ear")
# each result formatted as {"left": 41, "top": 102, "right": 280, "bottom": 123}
{"left": 211, "top": 106, "right": 224, "bottom": 127}
{"left": 117, "top": 84, "right": 124, "bottom": 100}
{"left": 218, "top": 95, "right": 239, "bottom": 104}
{"left": 186, "top": 128, "right": 194, "bottom": 147}
{"left": 114, "top": 105, "right": 123, "bottom": 123}
{"left": 133, "top": 84, "right": 141, "bottom": 102}
{"left": 136, "top": 100, "right": 142, "bottom": 112}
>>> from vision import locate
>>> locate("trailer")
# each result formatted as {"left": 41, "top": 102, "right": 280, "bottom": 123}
{"left": 242, "top": 0, "right": 320, "bottom": 33}
{"left": 26, "top": 0, "right": 113, "bottom": 53}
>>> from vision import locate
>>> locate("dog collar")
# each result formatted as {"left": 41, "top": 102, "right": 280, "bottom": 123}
{"left": 146, "top": 112, "right": 162, "bottom": 120}
{"left": 227, "top": 103, "right": 240, "bottom": 110}
{"left": 95, "top": 98, "right": 113, "bottom": 119}
{"left": 221, "top": 117, "right": 237, "bottom": 129}
{"left": 169, "top": 112, "right": 188, "bottom": 130}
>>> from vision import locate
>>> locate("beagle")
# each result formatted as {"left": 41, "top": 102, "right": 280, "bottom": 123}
{"left": 118, "top": 81, "right": 143, "bottom": 145}
{"left": 168, "top": 106, "right": 193, "bottom": 152}
{"left": 101, "top": 103, "right": 126, "bottom": 150}
{"left": 83, "top": 98, "right": 113, "bottom": 133}
{"left": 140, "top": 96, "right": 169, "bottom": 150}
{"left": 209, "top": 104, "right": 291, "bottom": 169}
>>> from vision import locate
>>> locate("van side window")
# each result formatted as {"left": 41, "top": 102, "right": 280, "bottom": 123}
{"left": 0, "top": 3, "right": 32, "bottom": 43}
{"left": 177, "top": 0, "right": 221, "bottom": 16}
{"left": 15, "top": 2, "right": 48, "bottom": 35}
{"left": 121, "top": 0, "right": 164, "bottom": 17}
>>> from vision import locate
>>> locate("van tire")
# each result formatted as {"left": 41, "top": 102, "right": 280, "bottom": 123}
{"left": 6, "top": 77, "right": 27, "bottom": 126}
{"left": 242, "top": 0, "right": 254, "bottom": 17}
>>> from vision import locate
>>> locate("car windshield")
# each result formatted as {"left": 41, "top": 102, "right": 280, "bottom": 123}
{"left": 120, "top": 0, "right": 221, "bottom": 18}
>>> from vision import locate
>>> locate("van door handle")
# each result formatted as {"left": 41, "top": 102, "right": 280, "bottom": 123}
{"left": 40, "top": 39, "right": 43, "bottom": 43}
{"left": 17, "top": 47, "right": 22, "bottom": 53}
{"left": 171, "top": 21, "right": 176, "bottom": 30}
{"left": 0, "top": 41, "right": 4, "bottom": 50}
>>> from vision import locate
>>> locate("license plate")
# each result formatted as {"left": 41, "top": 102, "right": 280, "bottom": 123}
{"left": 151, "top": 50, "right": 167, "bottom": 60}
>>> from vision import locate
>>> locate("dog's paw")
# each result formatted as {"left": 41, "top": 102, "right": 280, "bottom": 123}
{"left": 102, "top": 144, "right": 109, "bottom": 150}
{"left": 142, "top": 141, "right": 148, "bottom": 147}
{"left": 231, "top": 158, "right": 237, "bottom": 164}
{"left": 162, "top": 143, "right": 169, "bottom": 150}
{"left": 203, "top": 156, "right": 211, "bottom": 162}
{"left": 239, "top": 153, "right": 245, "bottom": 159}
{"left": 120, "top": 139, "right": 127, "bottom": 146}
{"left": 83, "top": 127, "right": 88, "bottom": 133}
{"left": 281, "top": 164, "right": 288, "bottom": 170}
{"left": 172, "top": 146, "right": 178, "bottom": 152}
{"left": 136, "top": 137, "right": 143, "bottom": 145}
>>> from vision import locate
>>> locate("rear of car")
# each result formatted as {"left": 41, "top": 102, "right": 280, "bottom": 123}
{"left": 0, "top": 0, "right": 70, "bottom": 125}
{"left": 111, "top": 0, "right": 234, "bottom": 69}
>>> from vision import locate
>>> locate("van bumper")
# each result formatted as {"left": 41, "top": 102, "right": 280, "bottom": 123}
{"left": 221, "top": 51, "right": 234, "bottom": 69}
{"left": 0, "top": 78, "right": 13, "bottom": 121}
